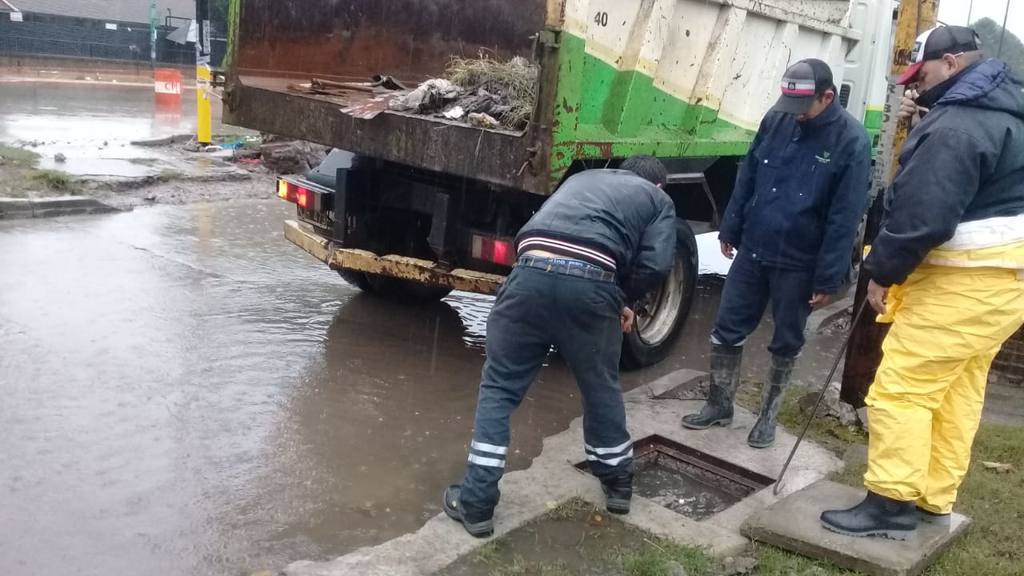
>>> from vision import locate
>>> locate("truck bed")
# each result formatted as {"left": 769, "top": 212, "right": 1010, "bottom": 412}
{"left": 225, "top": 75, "right": 549, "bottom": 193}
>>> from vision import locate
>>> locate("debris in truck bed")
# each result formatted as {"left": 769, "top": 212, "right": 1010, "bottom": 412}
{"left": 388, "top": 79, "right": 461, "bottom": 114}
{"left": 446, "top": 55, "right": 538, "bottom": 129}
{"left": 468, "top": 112, "right": 500, "bottom": 129}
{"left": 387, "top": 55, "right": 538, "bottom": 130}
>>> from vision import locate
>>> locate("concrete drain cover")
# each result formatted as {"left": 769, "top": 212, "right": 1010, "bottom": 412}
{"left": 579, "top": 435, "right": 774, "bottom": 520}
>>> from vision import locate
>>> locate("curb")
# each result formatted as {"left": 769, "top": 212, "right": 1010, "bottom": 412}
{"left": 0, "top": 196, "right": 122, "bottom": 220}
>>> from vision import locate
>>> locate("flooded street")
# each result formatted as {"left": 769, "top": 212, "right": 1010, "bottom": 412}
{"left": 0, "top": 80, "right": 843, "bottom": 576}
{"left": 0, "top": 199, "right": 814, "bottom": 575}
{"left": 0, "top": 82, "right": 249, "bottom": 180}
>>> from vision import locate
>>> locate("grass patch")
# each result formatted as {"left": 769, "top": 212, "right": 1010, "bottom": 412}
{"left": 0, "top": 144, "right": 41, "bottom": 169}
{"left": 620, "top": 539, "right": 718, "bottom": 576}
{"left": 442, "top": 496, "right": 722, "bottom": 576}
{"left": 736, "top": 381, "right": 867, "bottom": 455}
{"left": 29, "top": 169, "right": 79, "bottom": 192}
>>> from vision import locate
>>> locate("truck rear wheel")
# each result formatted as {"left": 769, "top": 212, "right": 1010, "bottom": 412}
{"left": 337, "top": 270, "right": 452, "bottom": 303}
{"left": 622, "top": 219, "right": 698, "bottom": 369}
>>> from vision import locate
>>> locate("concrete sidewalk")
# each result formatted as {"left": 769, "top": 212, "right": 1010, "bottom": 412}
{"left": 284, "top": 370, "right": 842, "bottom": 576}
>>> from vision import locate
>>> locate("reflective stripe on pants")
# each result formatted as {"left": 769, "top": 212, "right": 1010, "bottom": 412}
{"left": 864, "top": 264, "right": 1024, "bottom": 513}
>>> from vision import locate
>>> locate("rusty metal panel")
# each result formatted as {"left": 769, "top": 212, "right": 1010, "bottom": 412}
{"left": 284, "top": 220, "right": 504, "bottom": 294}
{"left": 235, "top": 0, "right": 547, "bottom": 81}
{"left": 225, "top": 78, "right": 549, "bottom": 193}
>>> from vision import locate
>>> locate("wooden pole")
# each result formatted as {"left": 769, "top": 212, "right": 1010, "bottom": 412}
{"left": 840, "top": 0, "right": 940, "bottom": 408}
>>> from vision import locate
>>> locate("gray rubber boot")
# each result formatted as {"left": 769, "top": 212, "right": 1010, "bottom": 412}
{"left": 747, "top": 354, "right": 796, "bottom": 448}
{"left": 682, "top": 344, "right": 742, "bottom": 430}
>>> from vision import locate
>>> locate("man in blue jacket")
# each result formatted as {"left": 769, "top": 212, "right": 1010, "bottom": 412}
{"left": 442, "top": 156, "right": 676, "bottom": 537}
{"left": 682, "top": 59, "right": 871, "bottom": 448}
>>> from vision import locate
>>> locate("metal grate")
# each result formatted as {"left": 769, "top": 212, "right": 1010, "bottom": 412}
{"left": 839, "top": 83, "right": 852, "bottom": 109}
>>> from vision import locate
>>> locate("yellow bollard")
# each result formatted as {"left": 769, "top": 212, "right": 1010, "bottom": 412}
{"left": 196, "top": 63, "right": 213, "bottom": 145}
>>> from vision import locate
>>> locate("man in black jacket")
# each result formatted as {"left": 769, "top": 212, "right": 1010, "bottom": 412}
{"left": 822, "top": 26, "right": 1024, "bottom": 540}
{"left": 682, "top": 59, "right": 871, "bottom": 448}
{"left": 442, "top": 156, "right": 676, "bottom": 537}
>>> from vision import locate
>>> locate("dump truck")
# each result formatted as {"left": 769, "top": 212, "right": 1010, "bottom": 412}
{"left": 222, "top": 0, "right": 894, "bottom": 368}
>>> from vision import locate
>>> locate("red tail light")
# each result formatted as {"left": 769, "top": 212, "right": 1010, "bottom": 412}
{"left": 295, "top": 187, "right": 311, "bottom": 209}
{"left": 472, "top": 234, "right": 516, "bottom": 267}
{"left": 278, "top": 179, "right": 317, "bottom": 211}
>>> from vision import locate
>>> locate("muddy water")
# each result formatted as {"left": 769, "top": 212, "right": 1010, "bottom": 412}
{"left": 0, "top": 82, "right": 247, "bottom": 179}
{"left": 0, "top": 201, "right": 601, "bottom": 575}
{"left": 0, "top": 198, "right": 815, "bottom": 575}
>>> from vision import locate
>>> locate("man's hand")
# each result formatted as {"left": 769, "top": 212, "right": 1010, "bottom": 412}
{"left": 899, "top": 90, "right": 928, "bottom": 126}
{"left": 867, "top": 280, "right": 889, "bottom": 314}
{"left": 621, "top": 307, "right": 636, "bottom": 334}
{"left": 720, "top": 241, "right": 736, "bottom": 260}
{"left": 809, "top": 293, "right": 832, "bottom": 308}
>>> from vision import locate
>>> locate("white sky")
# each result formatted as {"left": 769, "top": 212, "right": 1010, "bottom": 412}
{"left": 938, "top": 0, "right": 1023, "bottom": 41}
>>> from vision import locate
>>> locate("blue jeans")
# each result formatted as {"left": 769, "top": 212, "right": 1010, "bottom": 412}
{"left": 712, "top": 251, "right": 814, "bottom": 358}
{"left": 458, "top": 259, "right": 632, "bottom": 520}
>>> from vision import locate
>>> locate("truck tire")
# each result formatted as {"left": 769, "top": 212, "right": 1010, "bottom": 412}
{"left": 621, "top": 219, "right": 699, "bottom": 369}
{"left": 337, "top": 270, "right": 452, "bottom": 303}
{"left": 365, "top": 275, "right": 453, "bottom": 303}
{"left": 338, "top": 270, "right": 374, "bottom": 292}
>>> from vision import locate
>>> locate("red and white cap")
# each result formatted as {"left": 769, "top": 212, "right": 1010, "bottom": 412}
{"left": 771, "top": 58, "right": 834, "bottom": 115}
{"left": 897, "top": 25, "right": 981, "bottom": 85}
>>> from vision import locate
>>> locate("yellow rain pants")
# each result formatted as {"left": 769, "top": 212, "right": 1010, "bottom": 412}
{"left": 864, "top": 262, "right": 1024, "bottom": 513}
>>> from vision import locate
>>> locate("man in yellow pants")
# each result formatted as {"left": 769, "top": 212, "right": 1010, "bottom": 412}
{"left": 821, "top": 25, "right": 1024, "bottom": 540}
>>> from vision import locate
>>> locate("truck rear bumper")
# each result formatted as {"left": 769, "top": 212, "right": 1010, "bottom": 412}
{"left": 284, "top": 220, "right": 504, "bottom": 295}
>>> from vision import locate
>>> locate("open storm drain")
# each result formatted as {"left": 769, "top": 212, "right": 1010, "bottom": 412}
{"left": 578, "top": 435, "right": 774, "bottom": 520}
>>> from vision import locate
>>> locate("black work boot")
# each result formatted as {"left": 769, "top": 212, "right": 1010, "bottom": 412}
{"left": 747, "top": 354, "right": 796, "bottom": 448}
{"left": 917, "top": 506, "right": 952, "bottom": 526}
{"left": 442, "top": 485, "right": 494, "bottom": 538}
{"left": 820, "top": 491, "right": 918, "bottom": 541}
{"left": 601, "top": 474, "right": 633, "bottom": 515}
{"left": 682, "top": 344, "right": 742, "bottom": 430}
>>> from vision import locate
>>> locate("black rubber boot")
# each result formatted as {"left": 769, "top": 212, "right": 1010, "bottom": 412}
{"left": 442, "top": 485, "right": 494, "bottom": 538}
{"left": 747, "top": 354, "right": 796, "bottom": 448}
{"left": 682, "top": 344, "right": 742, "bottom": 430}
{"left": 601, "top": 474, "right": 633, "bottom": 515}
{"left": 820, "top": 491, "right": 918, "bottom": 541}
{"left": 917, "top": 506, "right": 952, "bottom": 526}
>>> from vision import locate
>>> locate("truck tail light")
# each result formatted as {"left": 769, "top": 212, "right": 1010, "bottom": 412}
{"left": 295, "top": 187, "right": 311, "bottom": 209}
{"left": 472, "top": 234, "right": 516, "bottom": 267}
{"left": 278, "top": 179, "right": 315, "bottom": 210}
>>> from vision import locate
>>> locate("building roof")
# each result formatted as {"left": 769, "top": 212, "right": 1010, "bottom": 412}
{"left": 8, "top": 0, "right": 195, "bottom": 23}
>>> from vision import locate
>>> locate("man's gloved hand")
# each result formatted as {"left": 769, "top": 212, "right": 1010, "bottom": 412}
{"left": 621, "top": 307, "right": 635, "bottom": 334}
{"left": 899, "top": 89, "right": 928, "bottom": 126}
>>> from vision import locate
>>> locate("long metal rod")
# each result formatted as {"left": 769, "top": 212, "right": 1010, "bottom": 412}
{"left": 997, "top": 0, "right": 1011, "bottom": 57}
{"left": 774, "top": 299, "right": 871, "bottom": 496}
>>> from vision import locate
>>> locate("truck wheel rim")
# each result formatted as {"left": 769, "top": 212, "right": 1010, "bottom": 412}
{"left": 636, "top": 256, "right": 686, "bottom": 346}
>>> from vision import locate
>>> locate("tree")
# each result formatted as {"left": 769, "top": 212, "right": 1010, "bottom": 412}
{"left": 972, "top": 17, "right": 1024, "bottom": 77}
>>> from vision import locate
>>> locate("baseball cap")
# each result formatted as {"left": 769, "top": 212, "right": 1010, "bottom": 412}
{"left": 897, "top": 25, "right": 981, "bottom": 85}
{"left": 771, "top": 59, "right": 835, "bottom": 115}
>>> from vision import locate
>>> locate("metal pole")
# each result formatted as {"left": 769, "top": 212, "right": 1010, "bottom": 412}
{"left": 150, "top": 0, "right": 158, "bottom": 62}
{"left": 997, "top": 0, "right": 1011, "bottom": 57}
{"left": 967, "top": 0, "right": 974, "bottom": 25}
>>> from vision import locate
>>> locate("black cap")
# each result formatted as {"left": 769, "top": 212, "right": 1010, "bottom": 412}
{"left": 897, "top": 25, "right": 981, "bottom": 85}
{"left": 771, "top": 59, "right": 834, "bottom": 115}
